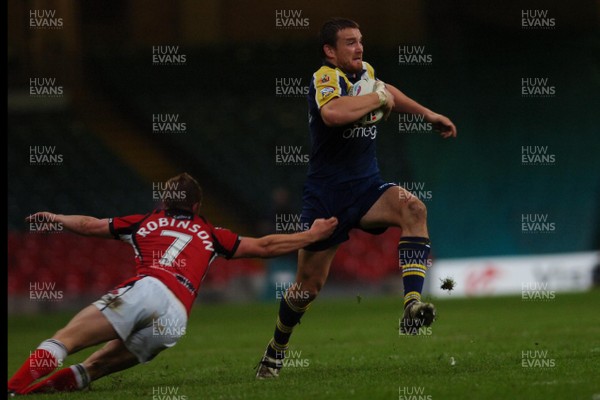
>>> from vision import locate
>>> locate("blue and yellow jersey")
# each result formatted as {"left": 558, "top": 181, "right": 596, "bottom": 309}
{"left": 306, "top": 61, "right": 380, "bottom": 185}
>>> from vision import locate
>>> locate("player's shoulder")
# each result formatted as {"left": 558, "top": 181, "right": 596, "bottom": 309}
{"left": 313, "top": 64, "right": 337, "bottom": 75}
{"left": 311, "top": 64, "right": 339, "bottom": 86}
{"left": 196, "top": 214, "right": 211, "bottom": 226}
{"left": 114, "top": 210, "right": 155, "bottom": 223}
{"left": 197, "top": 215, "right": 224, "bottom": 233}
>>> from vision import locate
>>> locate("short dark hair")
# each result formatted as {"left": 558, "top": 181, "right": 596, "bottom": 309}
{"left": 162, "top": 172, "right": 203, "bottom": 212}
{"left": 319, "top": 18, "right": 360, "bottom": 60}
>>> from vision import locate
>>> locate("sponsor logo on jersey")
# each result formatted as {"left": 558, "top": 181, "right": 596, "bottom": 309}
{"left": 342, "top": 125, "right": 377, "bottom": 140}
{"left": 320, "top": 87, "right": 335, "bottom": 98}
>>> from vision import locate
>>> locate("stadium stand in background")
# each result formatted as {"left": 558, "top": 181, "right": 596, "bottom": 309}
{"left": 87, "top": 37, "right": 599, "bottom": 258}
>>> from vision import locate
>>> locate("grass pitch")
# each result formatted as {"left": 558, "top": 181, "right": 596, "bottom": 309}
{"left": 8, "top": 290, "right": 600, "bottom": 399}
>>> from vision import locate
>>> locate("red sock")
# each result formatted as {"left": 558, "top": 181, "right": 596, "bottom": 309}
{"left": 7, "top": 349, "right": 60, "bottom": 393}
{"left": 21, "top": 367, "right": 79, "bottom": 394}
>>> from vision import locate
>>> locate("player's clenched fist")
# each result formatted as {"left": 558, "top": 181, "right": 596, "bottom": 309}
{"left": 308, "top": 217, "right": 338, "bottom": 241}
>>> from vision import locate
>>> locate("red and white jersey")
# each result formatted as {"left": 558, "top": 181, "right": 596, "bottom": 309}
{"left": 109, "top": 208, "right": 240, "bottom": 314}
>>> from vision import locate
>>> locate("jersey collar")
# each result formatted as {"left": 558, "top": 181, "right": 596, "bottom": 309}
{"left": 164, "top": 208, "right": 195, "bottom": 219}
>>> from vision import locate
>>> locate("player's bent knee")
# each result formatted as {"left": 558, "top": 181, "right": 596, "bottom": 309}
{"left": 409, "top": 196, "right": 427, "bottom": 218}
{"left": 291, "top": 279, "right": 322, "bottom": 303}
{"left": 302, "top": 283, "right": 322, "bottom": 302}
{"left": 403, "top": 196, "right": 427, "bottom": 224}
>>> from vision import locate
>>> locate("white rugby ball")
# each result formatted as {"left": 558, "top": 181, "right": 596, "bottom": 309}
{"left": 349, "top": 79, "right": 385, "bottom": 125}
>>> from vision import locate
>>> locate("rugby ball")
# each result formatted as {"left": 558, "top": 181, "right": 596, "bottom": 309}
{"left": 349, "top": 79, "right": 385, "bottom": 125}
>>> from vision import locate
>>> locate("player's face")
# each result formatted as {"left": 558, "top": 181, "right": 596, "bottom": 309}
{"left": 332, "top": 28, "right": 363, "bottom": 74}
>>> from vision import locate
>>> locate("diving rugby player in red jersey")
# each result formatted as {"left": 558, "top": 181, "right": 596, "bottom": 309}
{"left": 8, "top": 173, "right": 337, "bottom": 395}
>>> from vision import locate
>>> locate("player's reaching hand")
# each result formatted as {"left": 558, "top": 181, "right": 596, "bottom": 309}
{"left": 25, "top": 211, "right": 55, "bottom": 223}
{"left": 233, "top": 217, "right": 338, "bottom": 259}
{"left": 25, "top": 212, "right": 59, "bottom": 233}
{"left": 25, "top": 211, "right": 111, "bottom": 237}
{"left": 427, "top": 113, "right": 457, "bottom": 138}
{"left": 308, "top": 217, "right": 339, "bottom": 242}
{"left": 383, "top": 84, "right": 457, "bottom": 136}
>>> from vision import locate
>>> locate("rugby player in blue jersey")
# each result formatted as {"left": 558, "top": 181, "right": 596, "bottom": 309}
{"left": 256, "top": 18, "right": 457, "bottom": 378}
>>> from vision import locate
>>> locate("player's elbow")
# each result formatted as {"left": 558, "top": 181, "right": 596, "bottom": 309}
{"left": 242, "top": 238, "right": 271, "bottom": 258}
{"left": 257, "top": 238, "right": 277, "bottom": 258}
{"left": 320, "top": 107, "right": 345, "bottom": 127}
{"left": 79, "top": 218, "right": 107, "bottom": 237}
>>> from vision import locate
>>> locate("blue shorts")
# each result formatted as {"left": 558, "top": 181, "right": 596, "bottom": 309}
{"left": 300, "top": 177, "right": 397, "bottom": 251}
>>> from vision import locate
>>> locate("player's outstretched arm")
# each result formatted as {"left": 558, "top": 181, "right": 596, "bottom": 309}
{"left": 25, "top": 212, "right": 112, "bottom": 238}
{"left": 385, "top": 84, "right": 457, "bottom": 138}
{"left": 232, "top": 217, "right": 338, "bottom": 259}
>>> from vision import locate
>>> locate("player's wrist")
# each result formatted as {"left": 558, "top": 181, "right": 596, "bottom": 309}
{"left": 373, "top": 81, "right": 388, "bottom": 107}
{"left": 423, "top": 111, "right": 437, "bottom": 122}
{"left": 376, "top": 90, "right": 387, "bottom": 107}
{"left": 305, "top": 229, "right": 317, "bottom": 243}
